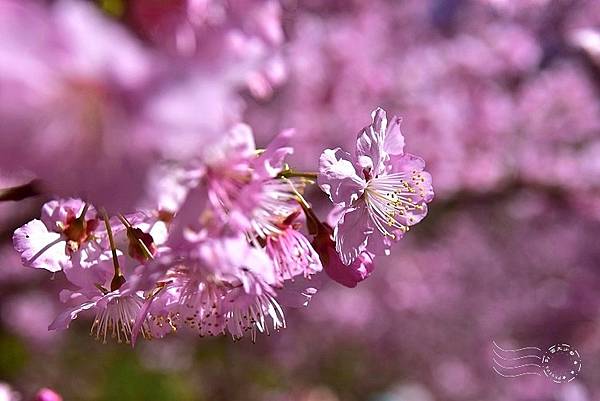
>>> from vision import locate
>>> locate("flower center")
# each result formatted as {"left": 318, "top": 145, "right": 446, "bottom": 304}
{"left": 59, "top": 206, "right": 98, "bottom": 253}
{"left": 364, "top": 173, "right": 424, "bottom": 238}
{"left": 91, "top": 296, "right": 149, "bottom": 344}
{"left": 246, "top": 178, "right": 304, "bottom": 242}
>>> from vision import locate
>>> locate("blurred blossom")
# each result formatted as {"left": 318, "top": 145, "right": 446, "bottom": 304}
{"left": 127, "top": 0, "right": 287, "bottom": 98}
{"left": 516, "top": 62, "right": 600, "bottom": 196}
{"left": 246, "top": 4, "right": 545, "bottom": 199}
{"left": 0, "top": 0, "right": 285, "bottom": 210}
{"left": 0, "top": 0, "right": 156, "bottom": 210}
{"left": 0, "top": 383, "right": 20, "bottom": 401}
{"left": 570, "top": 28, "right": 600, "bottom": 66}
{"left": 137, "top": 75, "right": 243, "bottom": 163}
{"left": 1, "top": 292, "right": 59, "bottom": 346}
{"left": 557, "top": 382, "right": 591, "bottom": 401}
{"left": 33, "top": 389, "right": 62, "bottom": 401}
{"left": 377, "top": 383, "right": 435, "bottom": 401}
{"left": 435, "top": 358, "right": 478, "bottom": 398}
{"left": 308, "top": 284, "right": 378, "bottom": 330}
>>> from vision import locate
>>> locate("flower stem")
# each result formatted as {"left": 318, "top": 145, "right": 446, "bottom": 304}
{"left": 116, "top": 214, "right": 132, "bottom": 228}
{"left": 102, "top": 209, "right": 125, "bottom": 291}
{"left": 278, "top": 169, "right": 318, "bottom": 181}
{"left": 79, "top": 203, "right": 90, "bottom": 220}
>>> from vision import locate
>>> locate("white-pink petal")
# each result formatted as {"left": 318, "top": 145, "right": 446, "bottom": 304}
{"left": 62, "top": 244, "right": 113, "bottom": 291}
{"left": 318, "top": 148, "right": 365, "bottom": 206}
{"left": 253, "top": 128, "right": 294, "bottom": 178}
{"left": 383, "top": 115, "right": 405, "bottom": 155}
{"left": 334, "top": 203, "right": 372, "bottom": 265}
{"left": 48, "top": 300, "right": 98, "bottom": 330}
{"left": 13, "top": 219, "right": 68, "bottom": 272}
{"left": 370, "top": 107, "right": 388, "bottom": 135}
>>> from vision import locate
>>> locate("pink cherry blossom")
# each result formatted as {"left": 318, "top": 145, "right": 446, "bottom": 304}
{"left": 132, "top": 236, "right": 286, "bottom": 342}
{"left": 12, "top": 199, "right": 106, "bottom": 273}
{"left": 318, "top": 108, "right": 434, "bottom": 265}
{"left": 49, "top": 281, "right": 150, "bottom": 344}
{"left": 200, "top": 124, "right": 297, "bottom": 236}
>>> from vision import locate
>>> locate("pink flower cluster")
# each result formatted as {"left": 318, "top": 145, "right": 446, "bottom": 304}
{"left": 0, "top": 0, "right": 433, "bottom": 344}
{"left": 11, "top": 109, "right": 433, "bottom": 344}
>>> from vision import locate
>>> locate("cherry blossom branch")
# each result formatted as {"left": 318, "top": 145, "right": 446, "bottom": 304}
{"left": 0, "top": 180, "right": 41, "bottom": 202}
{"left": 9, "top": 107, "right": 434, "bottom": 344}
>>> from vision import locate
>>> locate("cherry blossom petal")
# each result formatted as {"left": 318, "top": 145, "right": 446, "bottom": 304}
{"left": 276, "top": 274, "right": 322, "bottom": 308}
{"left": 48, "top": 299, "right": 98, "bottom": 330}
{"left": 41, "top": 198, "right": 88, "bottom": 230}
{"left": 203, "top": 123, "right": 256, "bottom": 166}
{"left": 62, "top": 244, "right": 113, "bottom": 291}
{"left": 253, "top": 128, "right": 294, "bottom": 178}
{"left": 383, "top": 115, "right": 405, "bottom": 155}
{"left": 318, "top": 148, "right": 365, "bottom": 206}
{"left": 365, "top": 229, "right": 393, "bottom": 256}
{"left": 371, "top": 107, "right": 388, "bottom": 135}
{"left": 356, "top": 108, "right": 387, "bottom": 175}
{"left": 13, "top": 220, "right": 68, "bottom": 272}
{"left": 334, "top": 202, "right": 372, "bottom": 265}
{"left": 390, "top": 153, "right": 434, "bottom": 203}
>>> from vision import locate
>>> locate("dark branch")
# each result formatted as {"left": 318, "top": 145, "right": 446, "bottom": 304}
{"left": 0, "top": 180, "right": 41, "bottom": 202}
